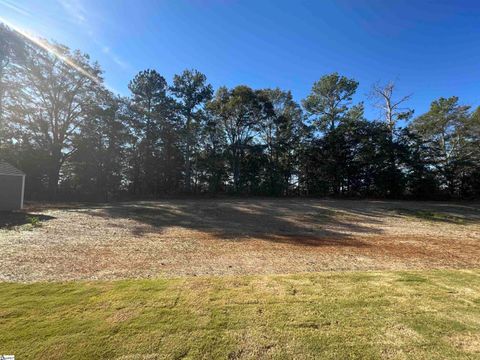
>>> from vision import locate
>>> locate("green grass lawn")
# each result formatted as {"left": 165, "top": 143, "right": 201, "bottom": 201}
{"left": 1, "top": 270, "right": 479, "bottom": 359}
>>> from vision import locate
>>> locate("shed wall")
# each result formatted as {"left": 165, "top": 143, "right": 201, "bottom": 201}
{"left": 0, "top": 174, "right": 23, "bottom": 211}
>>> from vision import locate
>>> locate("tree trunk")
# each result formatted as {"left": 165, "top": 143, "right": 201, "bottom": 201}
{"left": 232, "top": 147, "right": 241, "bottom": 193}
{"left": 184, "top": 124, "right": 192, "bottom": 193}
{"left": 48, "top": 163, "right": 61, "bottom": 200}
{"left": 183, "top": 110, "right": 195, "bottom": 193}
{"left": 388, "top": 131, "right": 396, "bottom": 198}
{"left": 48, "top": 146, "right": 63, "bottom": 200}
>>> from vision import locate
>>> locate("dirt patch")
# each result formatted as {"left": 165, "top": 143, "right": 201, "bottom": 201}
{"left": 1, "top": 199, "right": 479, "bottom": 281}
{"left": 448, "top": 332, "right": 480, "bottom": 353}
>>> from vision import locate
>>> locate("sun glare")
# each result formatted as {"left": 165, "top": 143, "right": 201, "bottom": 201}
{"left": 0, "top": 16, "right": 102, "bottom": 85}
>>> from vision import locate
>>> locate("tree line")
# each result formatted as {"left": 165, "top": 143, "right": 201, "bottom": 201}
{"left": 1, "top": 24, "right": 479, "bottom": 201}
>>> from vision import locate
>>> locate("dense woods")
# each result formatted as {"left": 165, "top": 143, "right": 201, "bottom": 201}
{"left": 1, "top": 25, "right": 479, "bottom": 201}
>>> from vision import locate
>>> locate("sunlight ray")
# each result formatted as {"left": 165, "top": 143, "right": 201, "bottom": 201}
{"left": 0, "top": 0, "right": 31, "bottom": 17}
{"left": 0, "top": 17, "right": 102, "bottom": 85}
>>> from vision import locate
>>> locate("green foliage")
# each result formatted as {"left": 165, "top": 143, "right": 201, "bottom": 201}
{"left": 1, "top": 26, "right": 104, "bottom": 199}
{"left": 69, "top": 93, "right": 129, "bottom": 201}
{"left": 1, "top": 25, "right": 479, "bottom": 200}
{"left": 126, "top": 69, "right": 181, "bottom": 195}
{"left": 302, "top": 72, "right": 359, "bottom": 131}
{"left": 170, "top": 69, "right": 213, "bottom": 192}
{"left": 411, "top": 97, "right": 473, "bottom": 197}
{"left": 26, "top": 215, "right": 40, "bottom": 227}
{"left": 207, "top": 85, "right": 275, "bottom": 192}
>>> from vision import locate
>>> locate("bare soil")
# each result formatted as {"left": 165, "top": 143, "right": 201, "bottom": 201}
{"left": 1, "top": 199, "right": 479, "bottom": 282}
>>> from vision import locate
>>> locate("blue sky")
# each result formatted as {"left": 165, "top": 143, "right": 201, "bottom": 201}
{"left": 1, "top": 0, "right": 479, "bottom": 119}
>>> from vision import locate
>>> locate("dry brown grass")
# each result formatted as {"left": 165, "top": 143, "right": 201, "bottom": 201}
{"left": 1, "top": 199, "right": 479, "bottom": 281}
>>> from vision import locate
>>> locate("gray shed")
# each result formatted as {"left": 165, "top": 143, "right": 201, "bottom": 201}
{"left": 0, "top": 161, "right": 25, "bottom": 211}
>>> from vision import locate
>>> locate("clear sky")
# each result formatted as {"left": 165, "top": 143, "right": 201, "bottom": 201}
{"left": 1, "top": 0, "right": 479, "bottom": 119}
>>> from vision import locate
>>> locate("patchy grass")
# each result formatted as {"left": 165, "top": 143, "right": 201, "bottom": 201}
{"left": 2, "top": 200, "right": 480, "bottom": 281}
{"left": 1, "top": 269, "right": 479, "bottom": 359}
{"left": 392, "top": 208, "right": 470, "bottom": 224}
{"left": 26, "top": 215, "right": 41, "bottom": 227}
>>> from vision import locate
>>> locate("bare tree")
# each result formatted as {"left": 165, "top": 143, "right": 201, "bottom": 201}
{"left": 370, "top": 81, "right": 413, "bottom": 133}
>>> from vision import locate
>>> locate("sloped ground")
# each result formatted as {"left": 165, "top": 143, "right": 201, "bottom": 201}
{"left": 0, "top": 270, "right": 479, "bottom": 359}
{"left": 1, "top": 199, "right": 479, "bottom": 281}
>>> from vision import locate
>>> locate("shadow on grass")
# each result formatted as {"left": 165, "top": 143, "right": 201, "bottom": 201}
{"left": 27, "top": 199, "right": 480, "bottom": 247}
{"left": 79, "top": 199, "right": 389, "bottom": 248}
{"left": 0, "top": 212, "right": 55, "bottom": 229}
{"left": 391, "top": 208, "right": 472, "bottom": 224}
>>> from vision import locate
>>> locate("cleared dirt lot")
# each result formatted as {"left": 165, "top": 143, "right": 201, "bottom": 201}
{"left": 1, "top": 199, "right": 479, "bottom": 281}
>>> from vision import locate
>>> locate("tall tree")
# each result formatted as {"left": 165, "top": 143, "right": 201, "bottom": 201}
{"left": 170, "top": 69, "right": 213, "bottom": 192}
{"left": 302, "top": 73, "right": 358, "bottom": 132}
{"left": 258, "top": 88, "right": 305, "bottom": 195}
{"left": 70, "top": 93, "right": 129, "bottom": 201}
{"left": 208, "top": 86, "right": 273, "bottom": 192}
{"left": 2, "top": 24, "right": 480, "bottom": 201}
{"left": 0, "top": 24, "right": 23, "bottom": 153}
{"left": 369, "top": 81, "right": 414, "bottom": 197}
{"left": 458, "top": 106, "right": 480, "bottom": 197}
{"left": 11, "top": 38, "right": 103, "bottom": 198}
{"left": 411, "top": 97, "right": 470, "bottom": 196}
{"left": 196, "top": 111, "right": 227, "bottom": 192}
{"left": 302, "top": 73, "right": 359, "bottom": 194}
{"left": 370, "top": 81, "right": 414, "bottom": 133}
{"left": 127, "top": 69, "right": 174, "bottom": 196}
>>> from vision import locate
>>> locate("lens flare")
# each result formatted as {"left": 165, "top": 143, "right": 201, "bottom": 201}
{"left": 0, "top": 17, "right": 102, "bottom": 85}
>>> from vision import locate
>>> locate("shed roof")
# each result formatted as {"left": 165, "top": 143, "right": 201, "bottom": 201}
{"left": 0, "top": 161, "right": 25, "bottom": 176}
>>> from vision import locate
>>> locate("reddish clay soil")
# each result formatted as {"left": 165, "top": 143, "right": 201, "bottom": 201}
{"left": 1, "top": 199, "right": 479, "bottom": 281}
